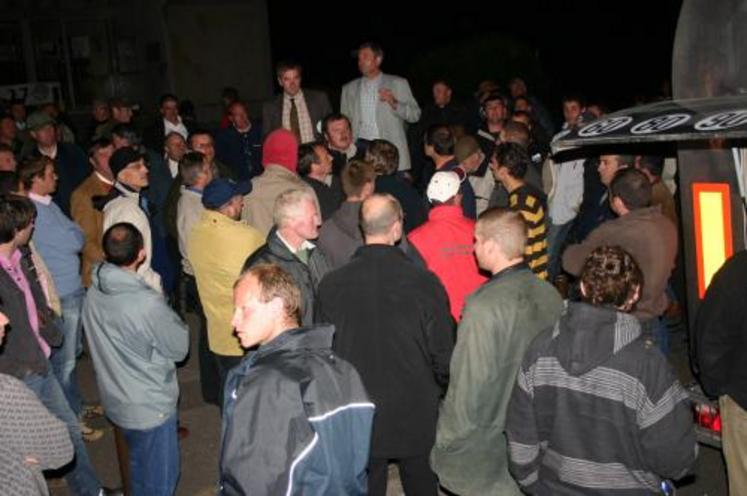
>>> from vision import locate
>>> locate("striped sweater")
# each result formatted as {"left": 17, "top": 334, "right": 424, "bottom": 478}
{"left": 509, "top": 183, "right": 549, "bottom": 280}
{"left": 506, "top": 302, "right": 697, "bottom": 494}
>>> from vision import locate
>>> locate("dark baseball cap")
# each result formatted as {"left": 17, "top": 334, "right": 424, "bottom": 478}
{"left": 109, "top": 147, "right": 145, "bottom": 179}
{"left": 202, "top": 178, "right": 252, "bottom": 209}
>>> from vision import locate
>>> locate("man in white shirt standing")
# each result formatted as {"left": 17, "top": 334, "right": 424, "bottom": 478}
{"left": 544, "top": 94, "right": 589, "bottom": 282}
{"left": 341, "top": 42, "right": 421, "bottom": 173}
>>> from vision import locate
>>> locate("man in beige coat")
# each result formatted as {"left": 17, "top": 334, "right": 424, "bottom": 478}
{"left": 241, "top": 129, "right": 317, "bottom": 236}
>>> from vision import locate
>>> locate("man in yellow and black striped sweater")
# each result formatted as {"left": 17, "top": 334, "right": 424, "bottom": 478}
{"left": 490, "top": 142, "right": 549, "bottom": 279}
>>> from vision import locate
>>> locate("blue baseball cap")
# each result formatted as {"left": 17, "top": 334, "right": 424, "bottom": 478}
{"left": 202, "top": 178, "right": 252, "bottom": 209}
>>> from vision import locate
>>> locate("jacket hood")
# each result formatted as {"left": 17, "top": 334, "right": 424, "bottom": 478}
{"left": 90, "top": 262, "right": 151, "bottom": 296}
{"left": 554, "top": 302, "right": 642, "bottom": 376}
{"left": 262, "top": 129, "right": 298, "bottom": 172}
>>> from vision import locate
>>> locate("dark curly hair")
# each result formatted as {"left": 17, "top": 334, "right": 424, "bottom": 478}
{"left": 579, "top": 246, "right": 643, "bottom": 312}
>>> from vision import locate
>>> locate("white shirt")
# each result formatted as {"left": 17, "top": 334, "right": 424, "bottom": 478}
{"left": 28, "top": 192, "right": 52, "bottom": 206}
{"left": 38, "top": 144, "right": 58, "bottom": 160}
{"left": 163, "top": 117, "right": 189, "bottom": 140}
{"left": 547, "top": 156, "right": 585, "bottom": 226}
{"left": 282, "top": 90, "right": 315, "bottom": 144}
{"left": 358, "top": 75, "right": 381, "bottom": 140}
{"left": 167, "top": 158, "right": 179, "bottom": 179}
{"left": 276, "top": 231, "right": 315, "bottom": 255}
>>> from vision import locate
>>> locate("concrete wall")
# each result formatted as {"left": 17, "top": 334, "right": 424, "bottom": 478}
{"left": 163, "top": 0, "right": 273, "bottom": 122}
{"left": 0, "top": 0, "right": 272, "bottom": 124}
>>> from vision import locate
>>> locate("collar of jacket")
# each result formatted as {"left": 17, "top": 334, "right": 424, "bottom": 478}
{"left": 236, "top": 325, "right": 335, "bottom": 372}
{"left": 263, "top": 163, "right": 299, "bottom": 177}
{"left": 352, "top": 243, "right": 406, "bottom": 260}
{"left": 265, "top": 227, "right": 313, "bottom": 263}
{"left": 489, "top": 261, "right": 529, "bottom": 283}
{"left": 203, "top": 209, "right": 242, "bottom": 227}
{"left": 477, "top": 127, "right": 498, "bottom": 142}
{"left": 428, "top": 204, "right": 464, "bottom": 221}
{"left": 113, "top": 181, "right": 140, "bottom": 198}
{"left": 624, "top": 205, "right": 662, "bottom": 219}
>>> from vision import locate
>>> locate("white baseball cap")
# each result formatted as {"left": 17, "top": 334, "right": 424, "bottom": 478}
{"left": 427, "top": 170, "right": 462, "bottom": 203}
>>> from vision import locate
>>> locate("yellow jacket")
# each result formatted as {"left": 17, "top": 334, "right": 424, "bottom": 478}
{"left": 188, "top": 210, "right": 264, "bottom": 356}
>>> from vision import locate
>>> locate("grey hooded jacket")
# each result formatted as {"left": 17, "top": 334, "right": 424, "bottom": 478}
{"left": 506, "top": 302, "right": 697, "bottom": 495}
{"left": 83, "top": 262, "right": 189, "bottom": 430}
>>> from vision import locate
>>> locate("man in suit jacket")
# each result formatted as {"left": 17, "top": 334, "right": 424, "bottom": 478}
{"left": 340, "top": 42, "right": 421, "bottom": 173}
{"left": 262, "top": 61, "right": 332, "bottom": 144}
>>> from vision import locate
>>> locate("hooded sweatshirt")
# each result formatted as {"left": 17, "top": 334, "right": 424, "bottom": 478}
{"left": 82, "top": 263, "right": 189, "bottom": 430}
{"left": 506, "top": 302, "right": 697, "bottom": 495}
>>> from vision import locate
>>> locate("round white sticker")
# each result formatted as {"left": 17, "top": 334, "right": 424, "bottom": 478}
{"left": 695, "top": 110, "right": 747, "bottom": 131}
{"left": 630, "top": 114, "right": 691, "bottom": 134}
{"left": 578, "top": 116, "right": 633, "bottom": 137}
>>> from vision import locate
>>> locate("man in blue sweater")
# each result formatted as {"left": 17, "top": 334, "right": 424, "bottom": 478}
{"left": 18, "top": 155, "right": 93, "bottom": 431}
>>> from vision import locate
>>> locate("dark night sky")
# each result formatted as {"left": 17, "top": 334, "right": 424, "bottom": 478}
{"left": 267, "top": 0, "right": 683, "bottom": 119}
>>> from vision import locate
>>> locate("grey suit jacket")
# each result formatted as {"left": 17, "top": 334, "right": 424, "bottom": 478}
{"left": 340, "top": 73, "right": 421, "bottom": 171}
{"left": 262, "top": 89, "right": 332, "bottom": 140}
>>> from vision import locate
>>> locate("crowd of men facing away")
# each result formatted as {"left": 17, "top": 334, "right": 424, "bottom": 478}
{"left": 0, "top": 40, "right": 745, "bottom": 496}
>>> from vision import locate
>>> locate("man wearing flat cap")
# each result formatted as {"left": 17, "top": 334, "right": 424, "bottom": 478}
{"left": 101, "top": 146, "right": 162, "bottom": 291}
{"left": 188, "top": 178, "right": 264, "bottom": 407}
{"left": 25, "top": 110, "right": 88, "bottom": 216}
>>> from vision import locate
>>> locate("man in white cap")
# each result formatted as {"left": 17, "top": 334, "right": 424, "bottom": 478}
{"left": 409, "top": 171, "right": 487, "bottom": 323}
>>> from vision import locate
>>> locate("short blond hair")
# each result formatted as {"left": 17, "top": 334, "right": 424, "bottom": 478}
{"left": 476, "top": 208, "right": 527, "bottom": 259}
{"left": 237, "top": 263, "right": 302, "bottom": 324}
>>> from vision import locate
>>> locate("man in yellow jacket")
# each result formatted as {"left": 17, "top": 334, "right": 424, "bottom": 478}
{"left": 188, "top": 178, "right": 264, "bottom": 408}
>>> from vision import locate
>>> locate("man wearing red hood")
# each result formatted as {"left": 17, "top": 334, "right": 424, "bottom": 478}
{"left": 241, "top": 129, "right": 318, "bottom": 236}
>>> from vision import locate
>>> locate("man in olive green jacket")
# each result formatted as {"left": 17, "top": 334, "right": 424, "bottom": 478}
{"left": 431, "top": 209, "right": 563, "bottom": 495}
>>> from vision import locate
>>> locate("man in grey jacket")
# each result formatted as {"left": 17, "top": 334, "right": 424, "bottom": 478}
{"left": 341, "top": 42, "right": 421, "bottom": 172}
{"left": 83, "top": 222, "right": 189, "bottom": 496}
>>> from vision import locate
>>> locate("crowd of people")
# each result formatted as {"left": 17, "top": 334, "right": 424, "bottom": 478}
{"left": 0, "top": 39, "right": 743, "bottom": 496}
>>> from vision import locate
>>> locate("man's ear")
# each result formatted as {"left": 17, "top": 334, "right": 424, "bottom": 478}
{"left": 136, "top": 248, "right": 147, "bottom": 265}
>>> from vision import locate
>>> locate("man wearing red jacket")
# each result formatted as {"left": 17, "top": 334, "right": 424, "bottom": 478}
{"left": 409, "top": 171, "right": 488, "bottom": 322}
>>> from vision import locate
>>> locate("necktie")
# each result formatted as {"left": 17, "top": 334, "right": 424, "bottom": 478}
{"left": 290, "top": 98, "right": 301, "bottom": 142}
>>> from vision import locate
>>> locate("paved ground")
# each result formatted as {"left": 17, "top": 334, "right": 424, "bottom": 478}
{"left": 49, "top": 313, "right": 727, "bottom": 495}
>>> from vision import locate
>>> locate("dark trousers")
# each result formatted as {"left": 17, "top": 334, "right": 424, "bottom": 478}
{"left": 368, "top": 454, "right": 438, "bottom": 496}
{"left": 215, "top": 354, "right": 243, "bottom": 412}
{"left": 184, "top": 273, "right": 220, "bottom": 406}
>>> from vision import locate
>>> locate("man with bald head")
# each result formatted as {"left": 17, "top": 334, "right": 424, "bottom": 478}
{"left": 316, "top": 193, "right": 454, "bottom": 496}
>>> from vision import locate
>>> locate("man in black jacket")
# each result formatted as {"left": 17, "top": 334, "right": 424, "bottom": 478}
{"left": 695, "top": 250, "right": 747, "bottom": 495}
{"left": 242, "top": 188, "right": 331, "bottom": 325}
{"left": 316, "top": 193, "right": 454, "bottom": 496}
{"left": 221, "top": 263, "right": 374, "bottom": 495}
{"left": 298, "top": 141, "right": 344, "bottom": 221}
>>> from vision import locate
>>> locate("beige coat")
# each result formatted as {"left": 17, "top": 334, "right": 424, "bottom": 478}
{"left": 71, "top": 173, "right": 112, "bottom": 287}
{"left": 241, "top": 165, "right": 316, "bottom": 236}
